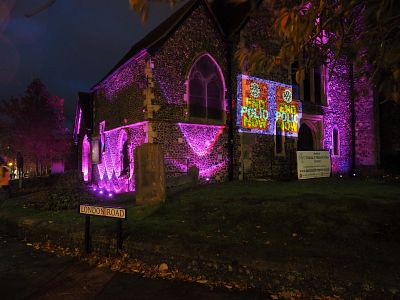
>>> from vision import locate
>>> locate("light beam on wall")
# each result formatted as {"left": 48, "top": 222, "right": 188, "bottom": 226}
{"left": 94, "top": 122, "right": 148, "bottom": 194}
{"left": 178, "top": 123, "right": 225, "bottom": 157}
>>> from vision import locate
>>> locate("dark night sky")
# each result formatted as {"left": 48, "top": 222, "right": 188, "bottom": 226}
{"left": 0, "top": 0, "right": 184, "bottom": 129}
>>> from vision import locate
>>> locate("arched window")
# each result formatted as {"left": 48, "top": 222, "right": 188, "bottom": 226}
{"left": 188, "top": 55, "right": 224, "bottom": 120}
{"left": 275, "top": 120, "right": 284, "bottom": 155}
{"left": 333, "top": 127, "right": 340, "bottom": 156}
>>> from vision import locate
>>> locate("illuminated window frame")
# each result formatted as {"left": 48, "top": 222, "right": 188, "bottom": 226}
{"left": 332, "top": 126, "right": 340, "bottom": 157}
{"left": 185, "top": 53, "right": 226, "bottom": 124}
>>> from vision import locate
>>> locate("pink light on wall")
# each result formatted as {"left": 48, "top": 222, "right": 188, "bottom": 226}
{"left": 95, "top": 49, "right": 148, "bottom": 100}
{"left": 199, "top": 161, "right": 226, "bottom": 177}
{"left": 178, "top": 123, "right": 225, "bottom": 156}
{"left": 82, "top": 135, "right": 90, "bottom": 182}
{"left": 97, "top": 157, "right": 106, "bottom": 180}
{"left": 322, "top": 61, "right": 352, "bottom": 174}
{"left": 93, "top": 122, "right": 148, "bottom": 194}
{"left": 164, "top": 123, "right": 228, "bottom": 181}
{"left": 166, "top": 158, "right": 227, "bottom": 181}
{"left": 165, "top": 158, "right": 188, "bottom": 173}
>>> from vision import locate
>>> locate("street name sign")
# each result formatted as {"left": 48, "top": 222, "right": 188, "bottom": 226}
{"left": 79, "top": 204, "right": 127, "bottom": 219}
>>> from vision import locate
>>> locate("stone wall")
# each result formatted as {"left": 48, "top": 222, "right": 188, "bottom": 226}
{"left": 92, "top": 53, "right": 148, "bottom": 134}
{"left": 146, "top": 2, "right": 229, "bottom": 183}
{"left": 353, "top": 71, "right": 377, "bottom": 170}
{"left": 231, "top": 7, "right": 297, "bottom": 180}
{"left": 150, "top": 2, "right": 228, "bottom": 123}
{"left": 91, "top": 122, "right": 148, "bottom": 193}
{"left": 380, "top": 102, "right": 400, "bottom": 173}
{"left": 151, "top": 121, "right": 229, "bottom": 183}
{"left": 322, "top": 60, "right": 353, "bottom": 174}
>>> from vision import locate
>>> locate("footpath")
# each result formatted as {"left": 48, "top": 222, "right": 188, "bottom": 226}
{"left": 0, "top": 234, "right": 263, "bottom": 300}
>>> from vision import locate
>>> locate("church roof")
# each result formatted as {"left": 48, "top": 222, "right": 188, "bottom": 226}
{"left": 94, "top": 0, "right": 258, "bottom": 87}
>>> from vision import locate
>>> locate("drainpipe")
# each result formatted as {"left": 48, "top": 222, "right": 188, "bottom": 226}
{"left": 350, "top": 63, "right": 356, "bottom": 175}
{"left": 227, "top": 40, "right": 234, "bottom": 181}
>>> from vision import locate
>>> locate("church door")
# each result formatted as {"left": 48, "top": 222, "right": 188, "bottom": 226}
{"left": 298, "top": 123, "right": 314, "bottom": 151}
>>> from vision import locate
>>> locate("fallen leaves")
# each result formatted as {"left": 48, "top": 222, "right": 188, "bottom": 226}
{"left": 28, "top": 240, "right": 346, "bottom": 299}
{"left": 29, "top": 240, "right": 253, "bottom": 292}
{"left": 158, "top": 263, "right": 168, "bottom": 272}
{"left": 271, "top": 289, "right": 302, "bottom": 299}
{"left": 30, "top": 240, "right": 80, "bottom": 257}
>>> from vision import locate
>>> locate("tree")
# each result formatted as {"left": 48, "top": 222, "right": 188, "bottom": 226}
{"left": 129, "top": 0, "right": 400, "bottom": 103}
{"left": 239, "top": 0, "right": 399, "bottom": 103}
{"left": 0, "top": 79, "right": 68, "bottom": 176}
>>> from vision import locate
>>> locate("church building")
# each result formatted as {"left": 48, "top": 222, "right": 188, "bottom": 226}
{"left": 74, "top": 0, "right": 378, "bottom": 194}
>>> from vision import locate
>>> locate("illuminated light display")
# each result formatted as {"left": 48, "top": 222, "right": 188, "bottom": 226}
{"left": 239, "top": 76, "right": 270, "bottom": 133}
{"left": 96, "top": 49, "right": 148, "bottom": 100}
{"left": 237, "top": 75, "right": 302, "bottom": 137}
{"left": 199, "top": 161, "right": 226, "bottom": 177}
{"left": 178, "top": 123, "right": 225, "bottom": 157}
{"left": 275, "top": 85, "right": 301, "bottom": 137}
{"left": 82, "top": 135, "right": 90, "bottom": 182}
{"left": 93, "top": 122, "right": 148, "bottom": 194}
{"left": 166, "top": 157, "right": 227, "bottom": 180}
{"left": 163, "top": 123, "right": 228, "bottom": 181}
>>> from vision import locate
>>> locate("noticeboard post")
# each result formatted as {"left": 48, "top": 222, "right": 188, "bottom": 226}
{"left": 79, "top": 204, "right": 127, "bottom": 254}
{"left": 296, "top": 151, "right": 331, "bottom": 180}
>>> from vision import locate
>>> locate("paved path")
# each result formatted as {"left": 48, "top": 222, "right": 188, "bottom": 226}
{"left": 0, "top": 234, "right": 264, "bottom": 299}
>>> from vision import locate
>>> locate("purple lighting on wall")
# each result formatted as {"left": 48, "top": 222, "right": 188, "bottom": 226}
{"left": 95, "top": 49, "right": 148, "bottom": 100}
{"left": 165, "top": 123, "right": 227, "bottom": 181}
{"left": 322, "top": 62, "right": 353, "bottom": 174}
{"left": 82, "top": 135, "right": 90, "bottom": 182}
{"left": 93, "top": 122, "right": 148, "bottom": 194}
{"left": 167, "top": 158, "right": 227, "bottom": 181}
{"left": 178, "top": 123, "right": 225, "bottom": 156}
{"left": 154, "top": 74, "right": 175, "bottom": 104}
{"left": 199, "top": 161, "right": 226, "bottom": 177}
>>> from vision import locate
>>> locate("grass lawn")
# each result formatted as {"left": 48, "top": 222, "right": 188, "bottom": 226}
{"left": 1, "top": 177, "right": 400, "bottom": 296}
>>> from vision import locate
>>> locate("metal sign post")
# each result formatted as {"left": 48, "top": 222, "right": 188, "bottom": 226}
{"left": 79, "top": 204, "right": 127, "bottom": 254}
{"left": 85, "top": 215, "right": 91, "bottom": 254}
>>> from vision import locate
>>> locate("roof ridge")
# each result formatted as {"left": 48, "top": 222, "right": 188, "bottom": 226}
{"left": 94, "top": 0, "right": 222, "bottom": 88}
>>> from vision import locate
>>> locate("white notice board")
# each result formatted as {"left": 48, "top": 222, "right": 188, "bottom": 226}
{"left": 297, "top": 151, "right": 331, "bottom": 179}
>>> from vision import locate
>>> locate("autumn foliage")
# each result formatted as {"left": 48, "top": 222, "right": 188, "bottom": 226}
{"left": 129, "top": 0, "right": 399, "bottom": 103}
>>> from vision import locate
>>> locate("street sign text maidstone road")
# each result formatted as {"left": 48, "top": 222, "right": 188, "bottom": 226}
{"left": 79, "top": 204, "right": 127, "bottom": 219}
